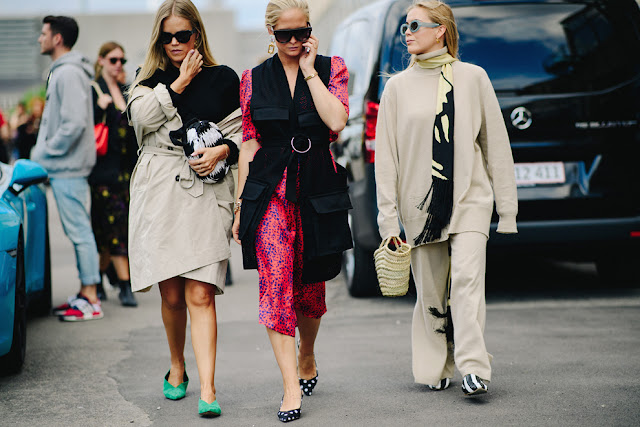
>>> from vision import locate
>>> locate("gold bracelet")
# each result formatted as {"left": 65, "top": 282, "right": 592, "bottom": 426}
{"left": 234, "top": 201, "right": 242, "bottom": 215}
{"left": 304, "top": 72, "right": 318, "bottom": 82}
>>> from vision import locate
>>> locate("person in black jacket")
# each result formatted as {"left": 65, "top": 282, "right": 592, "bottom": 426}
{"left": 89, "top": 41, "right": 138, "bottom": 306}
{"left": 232, "top": 0, "right": 351, "bottom": 422}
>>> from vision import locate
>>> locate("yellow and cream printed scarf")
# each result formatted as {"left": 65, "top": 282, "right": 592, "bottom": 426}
{"left": 414, "top": 51, "right": 458, "bottom": 245}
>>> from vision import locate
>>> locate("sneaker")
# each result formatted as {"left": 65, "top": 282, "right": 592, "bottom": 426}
{"left": 461, "top": 374, "right": 488, "bottom": 396}
{"left": 52, "top": 294, "right": 82, "bottom": 316}
{"left": 58, "top": 297, "right": 104, "bottom": 322}
{"left": 428, "top": 378, "right": 451, "bottom": 391}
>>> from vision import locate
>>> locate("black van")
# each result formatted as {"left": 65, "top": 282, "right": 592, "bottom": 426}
{"left": 328, "top": 0, "right": 640, "bottom": 296}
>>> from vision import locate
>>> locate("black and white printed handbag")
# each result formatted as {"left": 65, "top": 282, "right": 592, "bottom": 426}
{"left": 169, "top": 119, "right": 230, "bottom": 184}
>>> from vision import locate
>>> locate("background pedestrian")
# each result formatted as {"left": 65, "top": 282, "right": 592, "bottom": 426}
{"left": 32, "top": 15, "right": 103, "bottom": 322}
{"left": 13, "top": 97, "right": 44, "bottom": 160}
{"left": 89, "top": 41, "right": 138, "bottom": 307}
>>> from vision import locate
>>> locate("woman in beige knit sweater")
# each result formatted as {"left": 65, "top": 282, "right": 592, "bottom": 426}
{"left": 375, "top": 0, "right": 518, "bottom": 396}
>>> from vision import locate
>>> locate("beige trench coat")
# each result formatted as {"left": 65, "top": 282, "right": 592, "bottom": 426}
{"left": 127, "top": 82, "right": 242, "bottom": 292}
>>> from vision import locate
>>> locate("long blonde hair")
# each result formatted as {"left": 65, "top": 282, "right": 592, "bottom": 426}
{"left": 94, "top": 41, "right": 124, "bottom": 81}
{"left": 265, "top": 0, "right": 310, "bottom": 29}
{"left": 129, "top": 0, "right": 217, "bottom": 94}
{"left": 407, "top": 0, "right": 459, "bottom": 65}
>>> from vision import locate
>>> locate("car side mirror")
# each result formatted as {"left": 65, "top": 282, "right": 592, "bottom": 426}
{"left": 9, "top": 160, "right": 48, "bottom": 196}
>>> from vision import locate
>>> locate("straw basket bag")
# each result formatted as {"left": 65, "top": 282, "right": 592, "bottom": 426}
{"left": 374, "top": 236, "right": 412, "bottom": 297}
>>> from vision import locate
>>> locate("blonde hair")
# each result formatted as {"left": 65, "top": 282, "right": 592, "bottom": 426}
{"left": 265, "top": 0, "right": 310, "bottom": 29}
{"left": 408, "top": 1, "right": 459, "bottom": 60}
{"left": 94, "top": 41, "right": 124, "bottom": 81}
{"left": 129, "top": 0, "right": 217, "bottom": 95}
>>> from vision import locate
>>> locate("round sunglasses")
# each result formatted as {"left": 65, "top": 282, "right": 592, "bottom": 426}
{"left": 273, "top": 26, "right": 312, "bottom": 44}
{"left": 159, "top": 29, "right": 196, "bottom": 45}
{"left": 108, "top": 57, "right": 127, "bottom": 65}
{"left": 400, "top": 19, "right": 441, "bottom": 35}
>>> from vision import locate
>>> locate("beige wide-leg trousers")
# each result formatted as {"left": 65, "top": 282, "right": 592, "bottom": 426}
{"left": 411, "top": 231, "right": 492, "bottom": 385}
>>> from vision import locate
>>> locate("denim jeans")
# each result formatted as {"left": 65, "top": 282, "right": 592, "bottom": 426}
{"left": 49, "top": 177, "right": 100, "bottom": 286}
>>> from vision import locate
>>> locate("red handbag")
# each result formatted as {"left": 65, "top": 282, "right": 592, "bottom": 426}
{"left": 91, "top": 81, "right": 109, "bottom": 156}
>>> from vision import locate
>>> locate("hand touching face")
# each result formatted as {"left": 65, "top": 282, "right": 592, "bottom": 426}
{"left": 270, "top": 7, "right": 310, "bottom": 59}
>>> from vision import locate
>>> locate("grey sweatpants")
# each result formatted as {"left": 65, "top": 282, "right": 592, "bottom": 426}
{"left": 410, "top": 231, "right": 492, "bottom": 385}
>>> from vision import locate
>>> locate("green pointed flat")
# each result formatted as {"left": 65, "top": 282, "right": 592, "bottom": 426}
{"left": 163, "top": 366, "right": 189, "bottom": 400}
{"left": 198, "top": 399, "right": 221, "bottom": 417}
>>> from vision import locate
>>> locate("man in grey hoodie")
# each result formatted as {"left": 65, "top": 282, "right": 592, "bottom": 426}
{"left": 32, "top": 15, "right": 103, "bottom": 321}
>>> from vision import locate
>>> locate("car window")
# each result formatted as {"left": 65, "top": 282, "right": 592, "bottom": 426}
{"left": 387, "top": 3, "right": 640, "bottom": 95}
{"left": 338, "top": 18, "right": 373, "bottom": 96}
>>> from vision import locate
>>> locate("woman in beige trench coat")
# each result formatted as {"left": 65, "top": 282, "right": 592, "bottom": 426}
{"left": 126, "top": 0, "right": 241, "bottom": 417}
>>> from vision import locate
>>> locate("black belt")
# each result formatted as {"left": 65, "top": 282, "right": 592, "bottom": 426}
{"left": 261, "top": 133, "right": 329, "bottom": 153}
{"left": 261, "top": 134, "right": 329, "bottom": 203}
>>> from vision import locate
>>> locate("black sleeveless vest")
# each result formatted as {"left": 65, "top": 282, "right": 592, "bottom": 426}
{"left": 239, "top": 54, "right": 353, "bottom": 283}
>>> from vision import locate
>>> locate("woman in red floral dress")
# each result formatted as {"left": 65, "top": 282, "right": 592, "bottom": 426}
{"left": 232, "top": 0, "right": 350, "bottom": 422}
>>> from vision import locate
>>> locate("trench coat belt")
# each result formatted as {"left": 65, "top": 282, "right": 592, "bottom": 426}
{"left": 140, "top": 144, "right": 204, "bottom": 198}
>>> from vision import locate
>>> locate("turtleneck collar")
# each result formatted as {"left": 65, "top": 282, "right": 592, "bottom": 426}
{"left": 415, "top": 46, "right": 449, "bottom": 62}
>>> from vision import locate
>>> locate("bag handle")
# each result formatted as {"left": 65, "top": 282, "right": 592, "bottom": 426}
{"left": 91, "top": 81, "right": 107, "bottom": 124}
{"left": 380, "top": 236, "right": 408, "bottom": 253}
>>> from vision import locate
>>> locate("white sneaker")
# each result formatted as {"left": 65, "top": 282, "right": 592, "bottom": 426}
{"left": 58, "top": 297, "right": 104, "bottom": 322}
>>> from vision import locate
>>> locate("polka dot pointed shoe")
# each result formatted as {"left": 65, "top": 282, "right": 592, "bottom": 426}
{"left": 299, "top": 372, "right": 318, "bottom": 396}
{"left": 277, "top": 395, "right": 302, "bottom": 423}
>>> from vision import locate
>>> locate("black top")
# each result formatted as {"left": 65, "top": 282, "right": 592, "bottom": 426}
{"left": 89, "top": 77, "right": 137, "bottom": 186}
{"left": 140, "top": 64, "right": 240, "bottom": 126}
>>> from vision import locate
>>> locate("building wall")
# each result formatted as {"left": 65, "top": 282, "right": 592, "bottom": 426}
{"left": 0, "top": 0, "right": 377, "bottom": 112}
{"left": 0, "top": 9, "right": 268, "bottom": 111}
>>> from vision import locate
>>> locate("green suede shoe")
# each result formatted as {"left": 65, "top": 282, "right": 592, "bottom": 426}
{"left": 198, "top": 399, "right": 221, "bottom": 417}
{"left": 163, "top": 366, "right": 189, "bottom": 400}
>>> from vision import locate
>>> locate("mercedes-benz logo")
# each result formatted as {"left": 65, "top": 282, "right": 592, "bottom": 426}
{"left": 510, "top": 107, "right": 532, "bottom": 130}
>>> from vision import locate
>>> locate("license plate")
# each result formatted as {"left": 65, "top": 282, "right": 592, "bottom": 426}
{"left": 514, "top": 162, "right": 565, "bottom": 186}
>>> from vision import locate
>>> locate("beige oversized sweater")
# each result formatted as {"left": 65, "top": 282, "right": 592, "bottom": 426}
{"left": 375, "top": 48, "right": 518, "bottom": 246}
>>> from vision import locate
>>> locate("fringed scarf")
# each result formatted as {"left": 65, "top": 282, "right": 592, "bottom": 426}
{"left": 414, "top": 49, "right": 458, "bottom": 245}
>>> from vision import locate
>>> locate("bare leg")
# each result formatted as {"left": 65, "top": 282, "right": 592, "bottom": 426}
{"left": 80, "top": 284, "right": 99, "bottom": 303}
{"left": 83, "top": 250, "right": 105, "bottom": 304}
{"left": 111, "top": 255, "right": 130, "bottom": 281}
{"left": 267, "top": 327, "right": 302, "bottom": 411}
{"left": 98, "top": 250, "right": 111, "bottom": 272}
{"left": 159, "top": 278, "right": 187, "bottom": 387}
{"left": 296, "top": 310, "right": 321, "bottom": 379}
{"left": 185, "top": 279, "right": 218, "bottom": 404}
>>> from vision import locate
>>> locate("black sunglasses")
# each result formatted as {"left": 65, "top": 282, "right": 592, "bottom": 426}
{"left": 108, "top": 57, "right": 127, "bottom": 65}
{"left": 273, "top": 26, "right": 312, "bottom": 44}
{"left": 159, "top": 29, "right": 196, "bottom": 45}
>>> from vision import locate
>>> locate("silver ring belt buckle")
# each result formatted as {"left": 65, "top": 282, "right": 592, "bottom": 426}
{"left": 291, "top": 136, "right": 312, "bottom": 154}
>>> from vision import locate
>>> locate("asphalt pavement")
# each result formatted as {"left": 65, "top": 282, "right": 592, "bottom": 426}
{"left": 0, "top": 188, "right": 639, "bottom": 427}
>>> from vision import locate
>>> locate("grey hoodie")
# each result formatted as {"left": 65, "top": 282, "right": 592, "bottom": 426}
{"left": 31, "top": 51, "right": 96, "bottom": 178}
